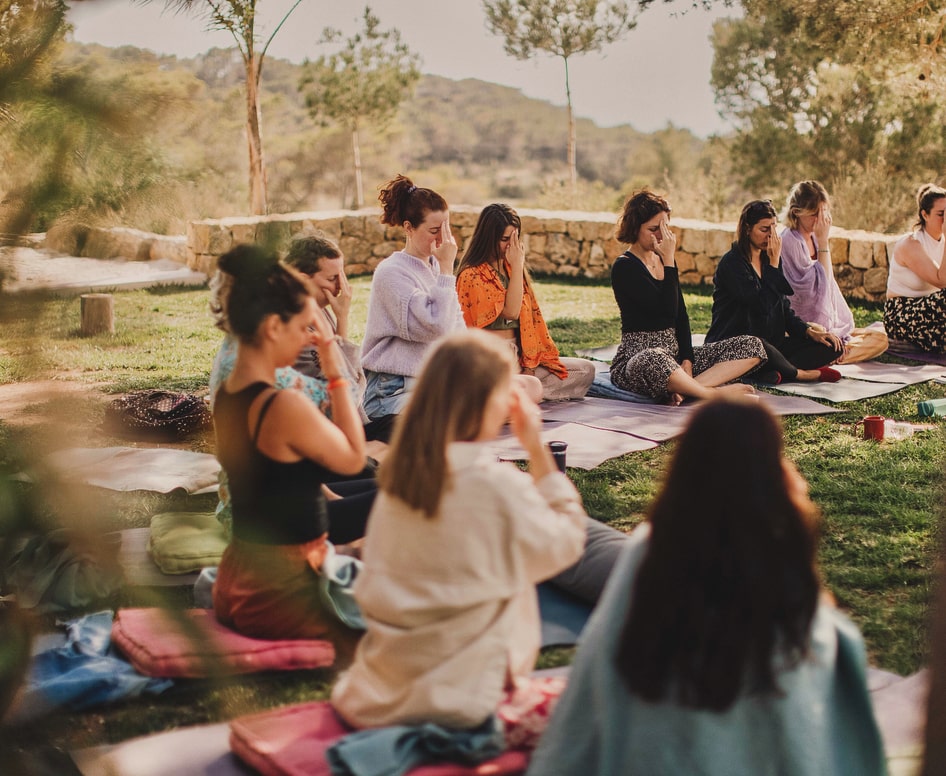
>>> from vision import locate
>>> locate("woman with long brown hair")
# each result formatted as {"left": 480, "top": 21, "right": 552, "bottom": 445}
{"left": 456, "top": 203, "right": 596, "bottom": 400}
{"left": 526, "top": 398, "right": 884, "bottom": 775}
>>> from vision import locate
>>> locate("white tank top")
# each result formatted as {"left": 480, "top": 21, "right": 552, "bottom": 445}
{"left": 887, "top": 228, "right": 944, "bottom": 297}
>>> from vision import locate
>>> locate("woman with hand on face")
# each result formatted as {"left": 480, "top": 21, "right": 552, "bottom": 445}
{"left": 360, "top": 174, "right": 466, "bottom": 423}
{"left": 885, "top": 183, "right": 946, "bottom": 353}
{"left": 210, "top": 244, "right": 367, "bottom": 641}
{"left": 456, "top": 203, "right": 596, "bottom": 401}
{"left": 331, "top": 329, "right": 586, "bottom": 732}
{"left": 610, "top": 190, "right": 765, "bottom": 405}
{"left": 707, "top": 200, "right": 843, "bottom": 383}
{"left": 779, "top": 181, "right": 887, "bottom": 364}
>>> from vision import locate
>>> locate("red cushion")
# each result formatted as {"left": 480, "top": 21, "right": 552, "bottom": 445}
{"left": 228, "top": 700, "right": 529, "bottom": 776}
{"left": 111, "top": 608, "right": 335, "bottom": 678}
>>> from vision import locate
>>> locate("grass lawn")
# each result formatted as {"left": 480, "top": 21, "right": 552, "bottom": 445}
{"left": 0, "top": 277, "right": 942, "bottom": 757}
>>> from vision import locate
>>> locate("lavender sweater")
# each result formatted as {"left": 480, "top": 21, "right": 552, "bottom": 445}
{"left": 360, "top": 251, "right": 466, "bottom": 377}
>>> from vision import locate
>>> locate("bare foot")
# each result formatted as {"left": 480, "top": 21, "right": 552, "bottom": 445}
{"left": 667, "top": 392, "right": 684, "bottom": 406}
{"left": 716, "top": 383, "right": 757, "bottom": 398}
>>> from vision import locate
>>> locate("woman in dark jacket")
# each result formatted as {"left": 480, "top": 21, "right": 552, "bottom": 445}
{"left": 706, "top": 200, "right": 842, "bottom": 383}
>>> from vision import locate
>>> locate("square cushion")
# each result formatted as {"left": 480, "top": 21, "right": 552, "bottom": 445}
{"left": 229, "top": 700, "right": 529, "bottom": 776}
{"left": 111, "top": 607, "right": 335, "bottom": 678}
{"left": 147, "top": 512, "right": 228, "bottom": 574}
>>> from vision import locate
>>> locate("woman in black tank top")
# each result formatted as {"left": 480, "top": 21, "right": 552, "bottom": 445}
{"left": 210, "top": 244, "right": 367, "bottom": 641}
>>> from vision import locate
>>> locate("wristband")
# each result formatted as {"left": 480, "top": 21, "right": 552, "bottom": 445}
{"left": 327, "top": 378, "right": 349, "bottom": 392}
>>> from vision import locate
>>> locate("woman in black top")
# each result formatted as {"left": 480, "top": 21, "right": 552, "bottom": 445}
{"left": 211, "top": 244, "right": 367, "bottom": 641}
{"left": 706, "top": 200, "right": 842, "bottom": 384}
{"left": 610, "top": 191, "right": 766, "bottom": 404}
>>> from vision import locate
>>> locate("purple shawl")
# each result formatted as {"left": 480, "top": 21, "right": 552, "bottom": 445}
{"left": 779, "top": 228, "right": 855, "bottom": 340}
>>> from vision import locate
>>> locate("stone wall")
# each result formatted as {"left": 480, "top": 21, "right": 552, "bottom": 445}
{"left": 45, "top": 208, "right": 898, "bottom": 303}
{"left": 187, "top": 207, "right": 897, "bottom": 302}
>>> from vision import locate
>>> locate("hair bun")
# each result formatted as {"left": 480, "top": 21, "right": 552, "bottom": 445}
{"left": 218, "top": 244, "right": 279, "bottom": 280}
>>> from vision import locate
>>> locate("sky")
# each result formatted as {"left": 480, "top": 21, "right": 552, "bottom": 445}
{"left": 66, "top": 0, "right": 739, "bottom": 138}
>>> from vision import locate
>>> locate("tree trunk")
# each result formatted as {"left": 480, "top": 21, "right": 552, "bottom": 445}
{"left": 564, "top": 55, "right": 577, "bottom": 205}
{"left": 245, "top": 54, "right": 268, "bottom": 216}
{"left": 351, "top": 124, "right": 364, "bottom": 210}
{"left": 80, "top": 293, "right": 114, "bottom": 336}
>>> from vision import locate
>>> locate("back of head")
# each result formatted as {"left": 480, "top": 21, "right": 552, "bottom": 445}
{"left": 285, "top": 235, "right": 341, "bottom": 276}
{"left": 378, "top": 329, "right": 517, "bottom": 517}
{"left": 212, "top": 243, "right": 311, "bottom": 343}
{"left": 736, "top": 199, "right": 778, "bottom": 258}
{"left": 457, "top": 203, "right": 522, "bottom": 275}
{"left": 785, "top": 180, "right": 829, "bottom": 229}
{"left": 616, "top": 190, "right": 671, "bottom": 244}
{"left": 615, "top": 398, "right": 819, "bottom": 711}
{"left": 916, "top": 183, "right": 946, "bottom": 230}
{"left": 378, "top": 174, "right": 448, "bottom": 228}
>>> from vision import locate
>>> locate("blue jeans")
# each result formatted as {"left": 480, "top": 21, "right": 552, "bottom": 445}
{"left": 364, "top": 370, "right": 415, "bottom": 420}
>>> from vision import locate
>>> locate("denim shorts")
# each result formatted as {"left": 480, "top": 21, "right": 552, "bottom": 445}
{"left": 363, "top": 370, "right": 415, "bottom": 419}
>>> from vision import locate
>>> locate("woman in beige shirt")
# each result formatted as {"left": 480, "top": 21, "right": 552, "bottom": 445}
{"left": 331, "top": 329, "right": 587, "bottom": 730}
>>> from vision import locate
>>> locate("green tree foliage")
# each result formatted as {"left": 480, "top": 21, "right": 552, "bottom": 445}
{"left": 483, "top": 0, "right": 637, "bottom": 198}
{"left": 300, "top": 6, "right": 420, "bottom": 209}
{"left": 150, "top": 0, "right": 307, "bottom": 215}
{"left": 0, "top": 1, "right": 171, "bottom": 234}
{"left": 711, "top": 0, "right": 946, "bottom": 231}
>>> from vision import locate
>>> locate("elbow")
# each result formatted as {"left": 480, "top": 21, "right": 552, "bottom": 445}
{"left": 332, "top": 450, "right": 368, "bottom": 477}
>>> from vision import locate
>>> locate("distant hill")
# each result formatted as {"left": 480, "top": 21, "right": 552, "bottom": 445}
{"left": 43, "top": 41, "right": 712, "bottom": 230}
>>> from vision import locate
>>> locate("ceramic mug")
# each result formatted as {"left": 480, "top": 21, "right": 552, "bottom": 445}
{"left": 853, "top": 415, "right": 885, "bottom": 441}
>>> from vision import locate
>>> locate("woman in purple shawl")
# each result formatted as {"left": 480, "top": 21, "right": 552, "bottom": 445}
{"left": 779, "top": 181, "right": 887, "bottom": 363}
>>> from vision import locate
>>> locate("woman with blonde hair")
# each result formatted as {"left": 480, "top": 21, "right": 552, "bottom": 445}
{"left": 780, "top": 181, "right": 887, "bottom": 363}
{"left": 885, "top": 183, "right": 946, "bottom": 353}
{"left": 332, "top": 329, "right": 587, "bottom": 730}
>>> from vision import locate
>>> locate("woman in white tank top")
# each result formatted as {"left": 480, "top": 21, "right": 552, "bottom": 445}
{"left": 884, "top": 183, "right": 946, "bottom": 353}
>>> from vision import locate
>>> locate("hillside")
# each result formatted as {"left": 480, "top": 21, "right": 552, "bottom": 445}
{"left": 15, "top": 41, "right": 720, "bottom": 232}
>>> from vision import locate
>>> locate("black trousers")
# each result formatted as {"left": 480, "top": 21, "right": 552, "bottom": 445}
{"left": 754, "top": 337, "right": 838, "bottom": 382}
{"left": 326, "top": 478, "right": 377, "bottom": 545}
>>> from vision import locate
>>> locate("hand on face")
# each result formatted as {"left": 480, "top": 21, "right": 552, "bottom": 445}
{"left": 505, "top": 228, "right": 525, "bottom": 271}
{"left": 325, "top": 266, "right": 351, "bottom": 320}
{"left": 431, "top": 212, "right": 458, "bottom": 271}
{"left": 813, "top": 205, "right": 832, "bottom": 244}
{"left": 508, "top": 381, "right": 542, "bottom": 447}
{"left": 766, "top": 227, "right": 782, "bottom": 265}
{"left": 653, "top": 218, "right": 676, "bottom": 264}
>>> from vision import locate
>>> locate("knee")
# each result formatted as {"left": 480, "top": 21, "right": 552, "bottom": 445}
{"left": 515, "top": 373, "right": 543, "bottom": 403}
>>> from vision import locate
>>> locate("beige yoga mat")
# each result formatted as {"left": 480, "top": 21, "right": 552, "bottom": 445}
{"left": 45, "top": 447, "right": 220, "bottom": 494}
{"left": 487, "top": 421, "right": 658, "bottom": 469}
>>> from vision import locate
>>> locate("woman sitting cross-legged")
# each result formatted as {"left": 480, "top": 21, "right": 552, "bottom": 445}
{"left": 707, "top": 199, "right": 843, "bottom": 383}
{"left": 331, "top": 329, "right": 588, "bottom": 731}
{"left": 456, "top": 203, "right": 596, "bottom": 401}
{"left": 526, "top": 398, "right": 886, "bottom": 776}
{"left": 885, "top": 182, "right": 946, "bottom": 353}
{"left": 609, "top": 190, "right": 765, "bottom": 405}
{"left": 210, "top": 244, "right": 368, "bottom": 641}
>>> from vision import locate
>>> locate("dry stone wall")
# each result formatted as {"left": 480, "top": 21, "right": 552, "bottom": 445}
{"left": 45, "top": 208, "right": 899, "bottom": 303}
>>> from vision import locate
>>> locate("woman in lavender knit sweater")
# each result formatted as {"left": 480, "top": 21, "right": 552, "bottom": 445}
{"left": 361, "top": 175, "right": 466, "bottom": 424}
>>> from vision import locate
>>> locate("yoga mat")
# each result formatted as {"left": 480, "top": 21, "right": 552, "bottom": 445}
{"left": 834, "top": 361, "right": 946, "bottom": 384}
{"left": 537, "top": 582, "right": 593, "bottom": 648}
{"left": 869, "top": 669, "right": 928, "bottom": 773}
{"left": 487, "top": 421, "right": 658, "bottom": 469}
{"left": 772, "top": 379, "right": 908, "bottom": 402}
{"left": 754, "top": 393, "right": 843, "bottom": 416}
{"left": 540, "top": 397, "right": 695, "bottom": 443}
{"left": 44, "top": 447, "right": 220, "bottom": 494}
{"left": 121, "top": 528, "right": 202, "bottom": 587}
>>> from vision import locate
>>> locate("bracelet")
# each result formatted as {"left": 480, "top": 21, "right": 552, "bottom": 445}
{"left": 817, "top": 249, "right": 830, "bottom": 253}
{"left": 327, "top": 378, "right": 349, "bottom": 391}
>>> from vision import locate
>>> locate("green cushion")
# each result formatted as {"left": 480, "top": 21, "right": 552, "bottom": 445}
{"left": 148, "top": 512, "right": 228, "bottom": 575}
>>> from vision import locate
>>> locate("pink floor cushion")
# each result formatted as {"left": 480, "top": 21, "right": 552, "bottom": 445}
{"left": 111, "top": 608, "right": 335, "bottom": 678}
{"left": 229, "top": 700, "right": 530, "bottom": 776}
